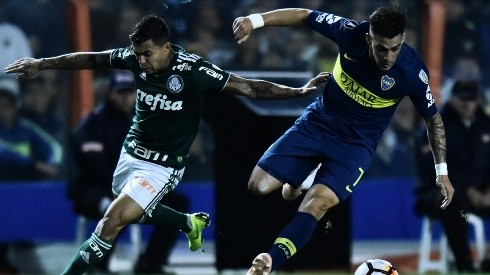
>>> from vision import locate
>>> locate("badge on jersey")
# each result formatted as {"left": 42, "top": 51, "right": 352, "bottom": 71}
{"left": 418, "top": 69, "right": 429, "bottom": 84}
{"left": 343, "top": 20, "right": 358, "bottom": 29}
{"left": 381, "top": 75, "right": 395, "bottom": 91}
{"left": 167, "top": 75, "right": 184, "bottom": 93}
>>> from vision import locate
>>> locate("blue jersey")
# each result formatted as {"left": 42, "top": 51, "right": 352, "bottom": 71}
{"left": 305, "top": 11, "right": 437, "bottom": 150}
{"left": 257, "top": 10, "right": 439, "bottom": 201}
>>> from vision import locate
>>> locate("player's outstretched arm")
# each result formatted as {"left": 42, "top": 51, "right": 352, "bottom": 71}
{"left": 222, "top": 72, "right": 331, "bottom": 99}
{"left": 424, "top": 112, "right": 454, "bottom": 209}
{"left": 4, "top": 50, "right": 114, "bottom": 79}
{"left": 233, "top": 8, "right": 312, "bottom": 44}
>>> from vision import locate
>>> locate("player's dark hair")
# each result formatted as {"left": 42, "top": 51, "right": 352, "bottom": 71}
{"left": 129, "top": 15, "right": 171, "bottom": 46}
{"left": 369, "top": 6, "right": 407, "bottom": 38}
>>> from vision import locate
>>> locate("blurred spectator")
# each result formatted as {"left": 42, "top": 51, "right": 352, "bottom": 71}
{"left": 3, "top": 0, "right": 68, "bottom": 57}
{"left": 0, "top": 77, "right": 62, "bottom": 181}
{"left": 182, "top": 119, "right": 215, "bottom": 181}
{"left": 185, "top": 0, "right": 234, "bottom": 66}
{"left": 67, "top": 71, "right": 189, "bottom": 274}
{"left": 88, "top": 0, "right": 119, "bottom": 51}
{"left": 0, "top": 22, "right": 32, "bottom": 75}
{"left": 414, "top": 81, "right": 490, "bottom": 272}
{"left": 442, "top": 0, "right": 482, "bottom": 78}
{"left": 365, "top": 97, "right": 418, "bottom": 178}
{"left": 440, "top": 56, "right": 481, "bottom": 104}
{"left": 18, "top": 71, "right": 65, "bottom": 140}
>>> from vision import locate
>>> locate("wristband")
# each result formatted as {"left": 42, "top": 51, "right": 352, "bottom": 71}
{"left": 435, "top": 163, "right": 448, "bottom": 176}
{"left": 248, "top": 14, "right": 264, "bottom": 29}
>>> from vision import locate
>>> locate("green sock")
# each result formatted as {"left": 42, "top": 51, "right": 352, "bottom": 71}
{"left": 140, "top": 203, "right": 191, "bottom": 232}
{"left": 61, "top": 233, "right": 112, "bottom": 275}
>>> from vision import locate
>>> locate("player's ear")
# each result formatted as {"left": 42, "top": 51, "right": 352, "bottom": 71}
{"left": 402, "top": 32, "right": 406, "bottom": 43}
{"left": 365, "top": 33, "right": 371, "bottom": 45}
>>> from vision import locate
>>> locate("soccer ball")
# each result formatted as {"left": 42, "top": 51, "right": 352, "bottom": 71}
{"left": 354, "top": 259, "right": 398, "bottom": 275}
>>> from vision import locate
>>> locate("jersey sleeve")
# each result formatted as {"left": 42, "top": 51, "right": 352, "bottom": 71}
{"left": 109, "top": 47, "right": 136, "bottom": 70}
{"left": 408, "top": 67, "right": 438, "bottom": 118}
{"left": 193, "top": 59, "right": 231, "bottom": 94}
{"left": 306, "top": 10, "right": 361, "bottom": 46}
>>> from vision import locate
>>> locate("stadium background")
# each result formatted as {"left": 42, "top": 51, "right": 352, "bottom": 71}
{"left": 1, "top": 0, "right": 490, "bottom": 274}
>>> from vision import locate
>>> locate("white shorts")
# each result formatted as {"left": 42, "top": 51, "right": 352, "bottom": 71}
{"left": 112, "top": 148, "right": 185, "bottom": 215}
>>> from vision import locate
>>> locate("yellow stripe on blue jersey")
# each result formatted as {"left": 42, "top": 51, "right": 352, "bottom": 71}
{"left": 333, "top": 55, "right": 401, "bottom": 108}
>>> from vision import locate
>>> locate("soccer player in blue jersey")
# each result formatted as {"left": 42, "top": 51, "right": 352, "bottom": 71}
{"left": 233, "top": 6, "right": 455, "bottom": 274}
{"left": 5, "top": 15, "right": 330, "bottom": 275}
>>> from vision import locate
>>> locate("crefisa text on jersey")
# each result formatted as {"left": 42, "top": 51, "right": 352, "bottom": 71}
{"left": 136, "top": 89, "right": 183, "bottom": 111}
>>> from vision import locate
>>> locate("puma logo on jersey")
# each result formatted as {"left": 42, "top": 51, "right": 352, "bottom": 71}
{"left": 137, "top": 89, "right": 183, "bottom": 111}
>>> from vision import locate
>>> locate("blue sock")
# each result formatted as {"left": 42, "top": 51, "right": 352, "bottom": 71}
{"left": 268, "top": 211, "right": 318, "bottom": 271}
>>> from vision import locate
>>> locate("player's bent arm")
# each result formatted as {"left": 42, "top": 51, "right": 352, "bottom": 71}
{"left": 222, "top": 72, "right": 330, "bottom": 99}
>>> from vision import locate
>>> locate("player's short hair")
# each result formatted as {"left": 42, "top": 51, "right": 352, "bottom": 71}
{"left": 129, "top": 15, "right": 171, "bottom": 46}
{"left": 369, "top": 6, "right": 407, "bottom": 39}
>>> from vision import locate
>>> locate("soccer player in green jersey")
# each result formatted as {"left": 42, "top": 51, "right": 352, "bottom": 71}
{"left": 5, "top": 15, "right": 330, "bottom": 275}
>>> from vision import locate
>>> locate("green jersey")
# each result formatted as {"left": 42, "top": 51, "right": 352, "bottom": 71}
{"left": 110, "top": 45, "right": 230, "bottom": 169}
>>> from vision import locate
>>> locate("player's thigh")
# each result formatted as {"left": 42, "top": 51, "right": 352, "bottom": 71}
{"left": 315, "top": 141, "right": 372, "bottom": 202}
{"left": 248, "top": 165, "right": 283, "bottom": 194}
{"left": 256, "top": 126, "right": 321, "bottom": 189}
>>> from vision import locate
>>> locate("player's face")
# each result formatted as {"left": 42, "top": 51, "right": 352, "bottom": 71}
{"left": 366, "top": 31, "right": 405, "bottom": 71}
{"left": 132, "top": 40, "right": 172, "bottom": 74}
{"left": 450, "top": 96, "right": 479, "bottom": 120}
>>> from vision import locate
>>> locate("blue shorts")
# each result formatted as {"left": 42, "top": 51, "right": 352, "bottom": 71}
{"left": 257, "top": 100, "right": 373, "bottom": 202}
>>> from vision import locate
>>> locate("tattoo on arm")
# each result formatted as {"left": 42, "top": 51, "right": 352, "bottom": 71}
{"left": 425, "top": 112, "right": 446, "bottom": 164}
{"left": 223, "top": 74, "right": 297, "bottom": 99}
{"left": 39, "top": 51, "right": 113, "bottom": 70}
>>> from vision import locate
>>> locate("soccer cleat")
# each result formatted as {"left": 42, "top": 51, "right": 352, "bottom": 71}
{"left": 246, "top": 253, "right": 272, "bottom": 275}
{"left": 185, "top": 212, "right": 211, "bottom": 251}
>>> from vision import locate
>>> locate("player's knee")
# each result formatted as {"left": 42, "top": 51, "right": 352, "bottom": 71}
{"left": 96, "top": 216, "right": 125, "bottom": 241}
{"left": 300, "top": 186, "right": 340, "bottom": 219}
{"left": 247, "top": 178, "right": 271, "bottom": 195}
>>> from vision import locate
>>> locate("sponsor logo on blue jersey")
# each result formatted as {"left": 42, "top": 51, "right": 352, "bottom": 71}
{"left": 425, "top": 86, "right": 435, "bottom": 107}
{"left": 315, "top": 13, "right": 342, "bottom": 24}
{"left": 333, "top": 55, "right": 400, "bottom": 108}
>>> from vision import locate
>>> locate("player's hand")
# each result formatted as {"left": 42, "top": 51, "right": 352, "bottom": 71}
{"left": 296, "top": 72, "right": 331, "bottom": 96}
{"left": 4, "top": 57, "right": 42, "bottom": 79}
{"left": 233, "top": 16, "right": 254, "bottom": 44}
{"left": 436, "top": 175, "right": 454, "bottom": 209}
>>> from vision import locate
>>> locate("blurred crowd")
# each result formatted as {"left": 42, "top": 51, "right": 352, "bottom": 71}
{"left": 0, "top": 0, "right": 489, "bottom": 181}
